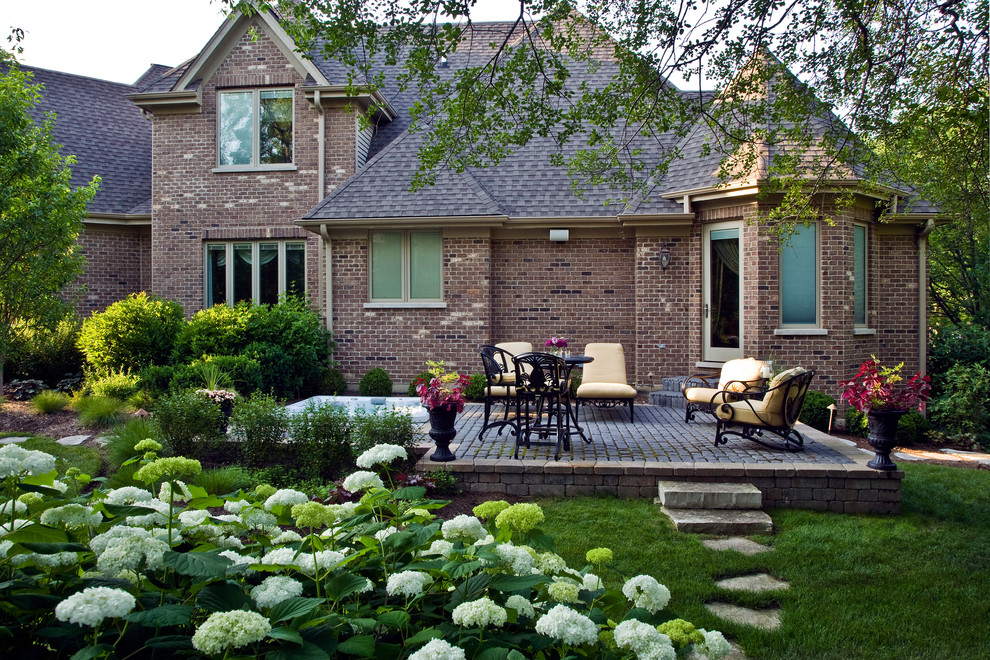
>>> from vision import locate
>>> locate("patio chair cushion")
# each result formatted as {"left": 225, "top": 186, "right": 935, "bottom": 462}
{"left": 717, "top": 357, "right": 766, "bottom": 392}
{"left": 576, "top": 382, "right": 637, "bottom": 398}
{"left": 490, "top": 372, "right": 516, "bottom": 386}
{"left": 487, "top": 385, "right": 516, "bottom": 398}
{"left": 495, "top": 342, "right": 533, "bottom": 356}
{"left": 715, "top": 367, "right": 807, "bottom": 429}
{"left": 576, "top": 343, "right": 636, "bottom": 400}
{"left": 763, "top": 367, "right": 807, "bottom": 410}
{"left": 681, "top": 386, "right": 738, "bottom": 406}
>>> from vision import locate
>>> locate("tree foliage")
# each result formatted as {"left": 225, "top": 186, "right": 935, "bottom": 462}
{"left": 0, "top": 65, "right": 98, "bottom": 393}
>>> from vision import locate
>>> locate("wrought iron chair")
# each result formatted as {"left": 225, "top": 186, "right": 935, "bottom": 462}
{"left": 512, "top": 352, "right": 571, "bottom": 461}
{"left": 478, "top": 345, "right": 519, "bottom": 440}
{"left": 575, "top": 343, "right": 637, "bottom": 421}
{"left": 682, "top": 357, "right": 767, "bottom": 423}
{"left": 713, "top": 368, "right": 816, "bottom": 452}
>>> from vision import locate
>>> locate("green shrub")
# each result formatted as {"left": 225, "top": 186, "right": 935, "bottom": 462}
{"left": 193, "top": 466, "right": 253, "bottom": 495}
{"left": 244, "top": 341, "right": 301, "bottom": 398}
{"left": 929, "top": 321, "right": 990, "bottom": 398}
{"left": 359, "top": 367, "right": 393, "bottom": 396}
{"left": 74, "top": 396, "right": 129, "bottom": 429}
{"left": 351, "top": 408, "right": 414, "bottom": 455}
{"left": 845, "top": 408, "right": 869, "bottom": 437}
{"left": 173, "top": 303, "right": 250, "bottom": 359}
{"left": 464, "top": 372, "right": 487, "bottom": 402}
{"left": 88, "top": 370, "right": 141, "bottom": 400}
{"left": 800, "top": 390, "right": 837, "bottom": 432}
{"left": 30, "top": 390, "right": 70, "bottom": 414}
{"left": 897, "top": 409, "right": 932, "bottom": 445}
{"left": 4, "top": 379, "right": 45, "bottom": 401}
{"left": 324, "top": 367, "right": 347, "bottom": 395}
{"left": 152, "top": 389, "right": 223, "bottom": 458}
{"left": 104, "top": 418, "right": 157, "bottom": 469}
{"left": 229, "top": 392, "right": 288, "bottom": 467}
{"left": 6, "top": 315, "right": 83, "bottom": 386}
{"left": 288, "top": 401, "right": 352, "bottom": 479}
{"left": 136, "top": 364, "right": 177, "bottom": 399}
{"left": 930, "top": 363, "right": 990, "bottom": 447}
{"left": 408, "top": 371, "right": 432, "bottom": 397}
{"left": 78, "top": 293, "right": 184, "bottom": 372}
{"left": 427, "top": 468, "right": 460, "bottom": 496}
{"left": 196, "top": 355, "right": 264, "bottom": 395}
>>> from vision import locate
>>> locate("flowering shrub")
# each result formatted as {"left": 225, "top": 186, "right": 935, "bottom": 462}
{"left": 0, "top": 442, "right": 730, "bottom": 659}
{"left": 416, "top": 360, "right": 471, "bottom": 412}
{"left": 195, "top": 388, "right": 236, "bottom": 405}
{"left": 840, "top": 356, "right": 931, "bottom": 413}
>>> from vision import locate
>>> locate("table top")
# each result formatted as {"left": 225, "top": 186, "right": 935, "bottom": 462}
{"left": 563, "top": 354, "right": 594, "bottom": 365}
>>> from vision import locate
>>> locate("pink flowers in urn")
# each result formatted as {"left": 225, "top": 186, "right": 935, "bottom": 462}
{"left": 839, "top": 356, "right": 930, "bottom": 413}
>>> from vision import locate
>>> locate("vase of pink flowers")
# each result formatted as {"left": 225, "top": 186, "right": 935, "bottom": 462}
{"left": 545, "top": 336, "right": 567, "bottom": 356}
{"left": 840, "top": 356, "right": 931, "bottom": 471}
{"left": 416, "top": 360, "right": 470, "bottom": 462}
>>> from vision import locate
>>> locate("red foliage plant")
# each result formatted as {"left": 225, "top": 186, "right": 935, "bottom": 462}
{"left": 839, "top": 356, "right": 931, "bottom": 413}
{"left": 415, "top": 360, "right": 470, "bottom": 412}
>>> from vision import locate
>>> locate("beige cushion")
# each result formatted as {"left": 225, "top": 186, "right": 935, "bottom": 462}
{"left": 488, "top": 385, "right": 516, "bottom": 397}
{"left": 718, "top": 358, "right": 766, "bottom": 392}
{"left": 763, "top": 367, "right": 807, "bottom": 411}
{"left": 581, "top": 343, "right": 629, "bottom": 385}
{"left": 716, "top": 399, "right": 786, "bottom": 428}
{"left": 491, "top": 372, "right": 516, "bottom": 386}
{"left": 577, "top": 382, "right": 636, "bottom": 399}
{"left": 495, "top": 342, "right": 533, "bottom": 356}
{"left": 683, "top": 386, "right": 738, "bottom": 406}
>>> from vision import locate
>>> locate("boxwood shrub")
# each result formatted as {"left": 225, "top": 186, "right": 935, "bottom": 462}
{"left": 77, "top": 292, "right": 184, "bottom": 372}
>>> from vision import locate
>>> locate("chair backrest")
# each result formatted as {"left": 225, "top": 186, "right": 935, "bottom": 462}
{"left": 581, "top": 343, "right": 629, "bottom": 385}
{"left": 479, "top": 344, "right": 513, "bottom": 380}
{"left": 763, "top": 368, "right": 816, "bottom": 427}
{"left": 718, "top": 358, "right": 766, "bottom": 392}
{"left": 513, "top": 352, "right": 566, "bottom": 394}
{"left": 495, "top": 342, "right": 533, "bottom": 356}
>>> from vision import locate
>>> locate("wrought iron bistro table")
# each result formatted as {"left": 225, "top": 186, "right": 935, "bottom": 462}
{"left": 562, "top": 354, "right": 594, "bottom": 446}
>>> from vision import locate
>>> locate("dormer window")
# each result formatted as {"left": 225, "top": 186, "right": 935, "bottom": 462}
{"left": 217, "top": 89, "right": 293, "bottom": 169}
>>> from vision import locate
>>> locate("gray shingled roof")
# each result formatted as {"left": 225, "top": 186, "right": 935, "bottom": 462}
{"left": 18, "top": 65, "right": 151, "bottom": 216}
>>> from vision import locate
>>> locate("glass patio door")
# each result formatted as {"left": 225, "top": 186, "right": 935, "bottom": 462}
{"left": 703, "top": 223, "right": 743, "bottom": 362}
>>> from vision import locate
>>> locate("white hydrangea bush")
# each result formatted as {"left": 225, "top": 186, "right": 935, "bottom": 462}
{"left": 0, "top": 443, "right": 729, "bottom": 660}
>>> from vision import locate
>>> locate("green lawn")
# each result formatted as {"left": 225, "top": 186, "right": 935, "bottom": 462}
{"left": 537, "top": 463, "right": 990, "bottom": 660}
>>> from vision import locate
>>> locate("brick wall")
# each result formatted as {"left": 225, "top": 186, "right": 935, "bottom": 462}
{"left": 635, "top": 233, "right": 693, "bottom": 385}
{"left": 68, "top": 225, "right": 151, "bottom": 315}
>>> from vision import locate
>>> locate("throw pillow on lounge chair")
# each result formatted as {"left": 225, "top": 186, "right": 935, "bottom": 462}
{"left": 682, "top": 357, "right": 766, "bottom": 422}
{"left": 575, "top": 343, "right": 637, "bottom": 421}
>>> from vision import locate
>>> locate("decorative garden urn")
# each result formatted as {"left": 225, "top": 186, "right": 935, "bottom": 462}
{"left": 866, "top": 409, "right": 906, "bottom": 471}
{"left": 428, "top": 406, "right": 458, "bottom": 462}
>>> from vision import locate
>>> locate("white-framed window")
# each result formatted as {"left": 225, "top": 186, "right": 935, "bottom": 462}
{"left": 205, "top": 241, "right": 306, "bottom": 307}
{"left": 780, "top": 222, "right": 819, "bottom": 327}
{"left": 217, "top": 89, "right": 293, "bottom": 168}
{"left": 853, "top": 223, "right": 868, "bottom": 326}
{"left": 369, "top": 231, "right": 443, "bottom": 302}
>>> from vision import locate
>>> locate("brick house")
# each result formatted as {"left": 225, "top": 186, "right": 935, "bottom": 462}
{"left": 29, "top": 7, "right": 935, "bottom": 399}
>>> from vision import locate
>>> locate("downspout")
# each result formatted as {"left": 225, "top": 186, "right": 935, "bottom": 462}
{"left": 918, "top": 219, "right": 935, "bottom": 380}
{"left": 314, "top": 90, "right": 333, "bottom": 335}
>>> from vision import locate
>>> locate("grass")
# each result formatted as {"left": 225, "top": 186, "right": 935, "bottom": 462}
{"left": 74, "top": 395, "right": 130, "bottom": 428}
{"left": 193, "top": 466, "right": 253, "bottom": 495}
{"left": 536, "top": 462, "right": 990, "bottom": 660}
{"left": 30, "top": 390, "right": 71, "bottom": 414}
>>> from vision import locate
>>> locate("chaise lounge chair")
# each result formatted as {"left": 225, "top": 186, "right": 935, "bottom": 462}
{"left": 575, "top": 343, "right": 638, "bottom": 422}
{"left": 681, "top": 357, "right": 767, "bottom": 423}
{"left": 713, "top": 367, "right": 816, "bottom": 451}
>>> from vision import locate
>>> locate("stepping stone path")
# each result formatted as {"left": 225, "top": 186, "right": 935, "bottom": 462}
{"left": 0, "top": 436, "right": 29, "bottom": 444}
{"left": 57, "top": 435, "right": 90, "bottom": 446}
{"left": 716, "top": 573, "right": 790, "bottom": 593}
{"left": 702, "top": 537, "right": 773, "bottom": 555}
{"left": 703, "top": 537, "right": 788, "bottom": 637}
{"left": 704, "top": 602, "right": 783, "bottom": 631}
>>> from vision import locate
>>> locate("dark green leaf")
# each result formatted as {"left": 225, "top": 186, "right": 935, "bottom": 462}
{"left": 197, "top": 581, "right": 253, "bottom": 613}
{"left": 447, "top": 560, "right": 485, "bottom": 580}
{"left": 268, "top": 597, "right": 322, "bottom": 623}
{"left": 404, "top": 627, "right": 442, "bottom": 646}
{"left": 490, "top": 574, "right": 551, "bottom": 593}
{"left": 376, "top": 610, "right": 409, "bottom": 629}
{"left": 269, "top": 626, "right": 305, "bottom": 645}
{"left": 125, "top": 605, "right": 193, "bottom": 627}
{"left": 19, "top": 542, "right": 88, "bottom": 554}
{"left": 3, "top": 524, "right": 68, "bottom": 544}
{"left": 70, "top": 644, "right": 114, "bottom": 660}
{"left": 163, "top": 550, "right": 231, "bottom": 579}
{"left": 392, "top": 486, "right": 426, "bottom": 500}
{"left": 16, "top": 484, "right": 63, "bottom": 496}
{"left": 477, "top": 647, "right": 512, "bottom": 660}
{"left": 267, "top": 641, "right": 332, "bottom": 660}
{"left": 145, "top": 634, "right": 195, "bottom": 649}
{"left": 100, "top": 503, "right": 168, "bottom": 518}
{"left": 324, "top": 572, "right": 370, "bottom": 601}
{"left": 337, "top": 634, "right": 376, "bottom": 657}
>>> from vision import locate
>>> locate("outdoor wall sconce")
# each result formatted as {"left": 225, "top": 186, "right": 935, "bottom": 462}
{"left": 659, "top": 247, "right": 671, "bottom": 270}
{"left": 549, "top": 229, "right": 569, "bottom": 242}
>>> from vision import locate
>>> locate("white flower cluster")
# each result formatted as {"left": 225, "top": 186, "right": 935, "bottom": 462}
{"left": 96, "top": 534, "right": 169, "bottom": 577}
{"left": 196, "top": 388, "right": 236, "bottom": 404}
{"left": 495, "top": 543, "right": 536, "bottom": 575}
{"left": 270, "top": 530, "right": 303, "bottom": 545}
{"left": 451, "top": 597, "right": 508, "bottom": 629}
{"left": 124, "top": 499, "right": 170, "bottom": 527}
{"left": 297, "top": 549, "right": 346, "bottom": 575}
{"left": 386, "top": 570, "right": 433, "bottom": 598}
{"left": 158, "top": 480, "right": 192, "bottom": 503}
{"left": 224, "top": 499, "right": 251, "bottom": 514}
{"left": 16, "top": 551, "right": 79, "bottom": 570}
{"left": 536, "top": 552, "right": 568, "bottom": 575}
{"left": 264, "top": 488, "right": 309, "bottom": 510}
{"left": 622, "top": 575, "right": 671, "bottom": 614}
{"left": 191, "top": 610, "right": 271, "bottom": 655}
{"left": 505, "top": 594, "right": 536, "bottom": 619}
{"left": 534, "top": 604, "right": 598, "bottom": 646}
{"left": 583, "top": 573, "right": 604, "bottom": 591}
{"left": 263, "top": 547, "right": 300, "bottom": 567}
{"left": 408, "top": 638, "right": 467, "bottom": 660}
{"left": 104, "top": 486, "right": 154, "bottom": 505}
{"left": 55, "top": 587, "right": 136, "bottom": 627}
{"left": 422, "top": 539, "right": 454, "bottom": 558}
{"left": 441, "top": 515, "right": 486, "bottom": 543}
{"left": 0, "top": 500, "right": 27, "bottom": 515}
{"left": 178, "top": 510, "right": 211, "bottom": 527}
{"left": 252, "top": 575, "right": 304, "bottom": 607}
{"left": 614, "top": 619, "right": 676, "bottom": 660}
{"left": 356, "top": 443, "right": 407, "bottom": 468}
{"left": 219, "top": 549, "right": 254, "bottom": 571}
{"left": 0, "top": 444, "right": 55, "bottom": 478}
{"left": 548, "top": 578, "right": 582, "bottom": 604}
{"left": 342, "top": 470, "right": 385, "bottom": 493}
{"left": 241, "top": 508, "right": 278, "bottom": 532}
{"left": 697, "top": 629, "right": 732, "bottom": 660}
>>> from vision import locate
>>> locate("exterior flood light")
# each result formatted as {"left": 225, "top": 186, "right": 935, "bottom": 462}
{"left": 549, "top": 229, "right": 569, "bottom": 242}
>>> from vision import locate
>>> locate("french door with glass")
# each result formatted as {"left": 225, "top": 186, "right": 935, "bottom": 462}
{"left": 702, "top": 223, "right": 744, "bottom": 362}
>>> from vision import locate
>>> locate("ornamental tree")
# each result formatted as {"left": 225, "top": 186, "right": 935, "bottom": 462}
{"left": 0, "top": 65, "right": 98, "bottom": 395}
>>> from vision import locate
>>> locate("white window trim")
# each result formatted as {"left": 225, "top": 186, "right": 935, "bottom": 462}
{"left": 204, "top": 240, "right": 306, "bottom": 307}
{"left": 778, "top": 220, "right": 821, "bottom": 329}
{"left": 368, "top": 230, "right": 444, "bottom": 303}
{"left": 215, "top": 88, "right": 295, "bottom": 171}
{"left": 853, "top": 221, "right": 870, "bottom": 329}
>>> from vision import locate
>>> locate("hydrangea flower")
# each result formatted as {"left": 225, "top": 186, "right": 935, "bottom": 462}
{"left": 536, "top": 552, "right": 568, "bottom": 575}
{"left": 0, "top": 540, "right": 12, "bottom": 558}
{"left": 0, "top": 444, "right": 56, "bottom": 477}
{"left": 255, "top": 483, "right": 277, "bottom": 498}
{"left": 548, "top": 578, "right": 582, "bottom": 603}
{"left": 355, "top": 443, "right": 407, "bottom": 468}
{"left": 696, "top": 629, "right": 732, "bottom": 660}
{"left": 16, "top": 492, "right": 43, "bottom": 507}
{"left": 252, "top": 575, "right": 304, "bottom": 607}
{"left": 494, "top": 502, "right": 545, "bottom": 533}
{"left": 40, "top": 503, "right": 103, "bottom": 530}
{"left": 505, "top": 594, "right": 536, "bottom": 619}
{"left": 104, "top": 486, "right": 154, "bottom": 505}
{"left": 218, "top": 549, "right": 254, "bottom": 571}
{"left": 158, "top": 480, "right": 193, "bottom": 503}
{"left": 297, "top": 549, "right": 346, "bottom": 575}
{"left": 386, "top": 571, "right": 433, "bottom": 598}
{"left": 264, "top": 488, "right": 309, "bottom": 510}
{"left": 422, "top": 539, "right": 454, "bottom": 558}
{"left": 291, "top": 501, "right": 337, "bottom": 528}
{"left": 191, "top": 610, "right": 271, "bottom": 655}
{"left": 472, "top": 499, "right": 511, "bottom": 520}
{"left": 614, "top": 619, "right": 676, "bottom": 660}
{"left": 133, "top": 438, "right": 162, "bottom": 452}
{"left": 270, "top": 529, "right": 303, "bottom": 545}
{"left": 451, "top": 597, "right": 508, "bottom": 628}
{"left": 0, "top": 500, "right": 27, "bottom": 516}
{"left": 583, "top": 573, "right": 604, "bottom": 591}
{"left": 224, "top": 499, "right": 251, "bottom": 514}
{"left": 262, "top": 547, "right": 300, "bottom": 567}
{"left": 586, "top": 547, "right": 613, "bottom": 566}
{"left": 16, "top": 551, "right": 79, "bottom": 570}
{"left": 534, "top": 604, "right": 598, "bottom": 646}
{"left": 124, "top": 499, "right": 170, "bottom": 527}
{"left": 96, "top": 535, "right": 168, "bottom": 576}
{"left": 656, "top": 619, "right": 704, "bottom": 649}
{"left": 342, "top": 470, "right": 385, "bottom": 493}
{"left": 408, "top": 638, "right": 467, "bottom": 660}
{"left": 241, "top": 509, "right": 278, "bottom": 532}
{"left": 622, "top": 575, "right": 671, "bottom": 614}
{"left": 55, "top": 587, "right": 136, "bottom": 627}
{"left": 133, "top": 457, "right": 202, "bottom": 484}
{"left": 178, "top": 510, "right": 211, "bottom": 527}
{"left": 441, "top": 515, "right": 487, "bottom": 543}
{"left": 495, "top": 543, "right": 536, "bottom": 575}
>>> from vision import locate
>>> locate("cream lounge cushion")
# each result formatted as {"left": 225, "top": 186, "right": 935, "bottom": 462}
{"left": 715, "top": 367, "right": 807, "bottom": 428}
{"left": 684, "top": 357, "right": 766, "bottom": 405}
{"left": 495, "top": 342, "right": 533, "bottom": 356}
{"left": 487, "top": 385, "right": 516, "bottom": 398}
{"left": 576, "top": 343, "right": 637, "bottom": 399}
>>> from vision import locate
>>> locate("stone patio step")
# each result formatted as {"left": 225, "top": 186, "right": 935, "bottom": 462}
{"left": 657, "top": 481, "right": 763, "bottom": 510}
{"left": 660, "top": 507, "right": 773, "bottom": 535}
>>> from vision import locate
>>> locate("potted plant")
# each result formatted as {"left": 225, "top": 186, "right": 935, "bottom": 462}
{"left": 416, "top": 360, "right": 471, "bottom": 461}
{"left": 840, "top": 356, "right": 931, "bottom": 470}
{"left": 545, "top": 336, "right": 567, "bottom": 356}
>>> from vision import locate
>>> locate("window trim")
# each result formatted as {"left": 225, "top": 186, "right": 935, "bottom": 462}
{"left": 778, "top": 221, "right": 821, "bottom": 329}
{"left": 368, "top": 230, "right": 444, "bottom": 303}
{"left": 853, "top": 222, "right": 868, "bottom": 328}
{"left": 215, "top": 87, "right": 295, "bottom": 171}
{"left": 204, "top": 240, "right": 306, "bottom": 307}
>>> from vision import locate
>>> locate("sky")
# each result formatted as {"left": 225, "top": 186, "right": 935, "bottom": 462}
{"left": 4, "top": 0, "right": 525, "bottom": 85}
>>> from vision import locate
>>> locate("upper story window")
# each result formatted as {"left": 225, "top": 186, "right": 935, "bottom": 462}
{"left": 780, "top": 222, "right": 819, "bottom": 327}
{"left": 853, "top": 223, "right": 868, "bottom": 326}
{"left": 217, "top": 89, "right": 293, "bottom": 169}
{"left": 206, "top": 241, "right": 305, "bottom": 307}
{"left": 369, "top": 231, "right": 442, "bottom": 302}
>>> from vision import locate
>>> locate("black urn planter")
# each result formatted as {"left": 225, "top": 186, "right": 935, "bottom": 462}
{"left": 866, "top": 409, "right": 906, "bottom": 471}
{"left": 428, "top": 406, "right": 458, "bottom": 462}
